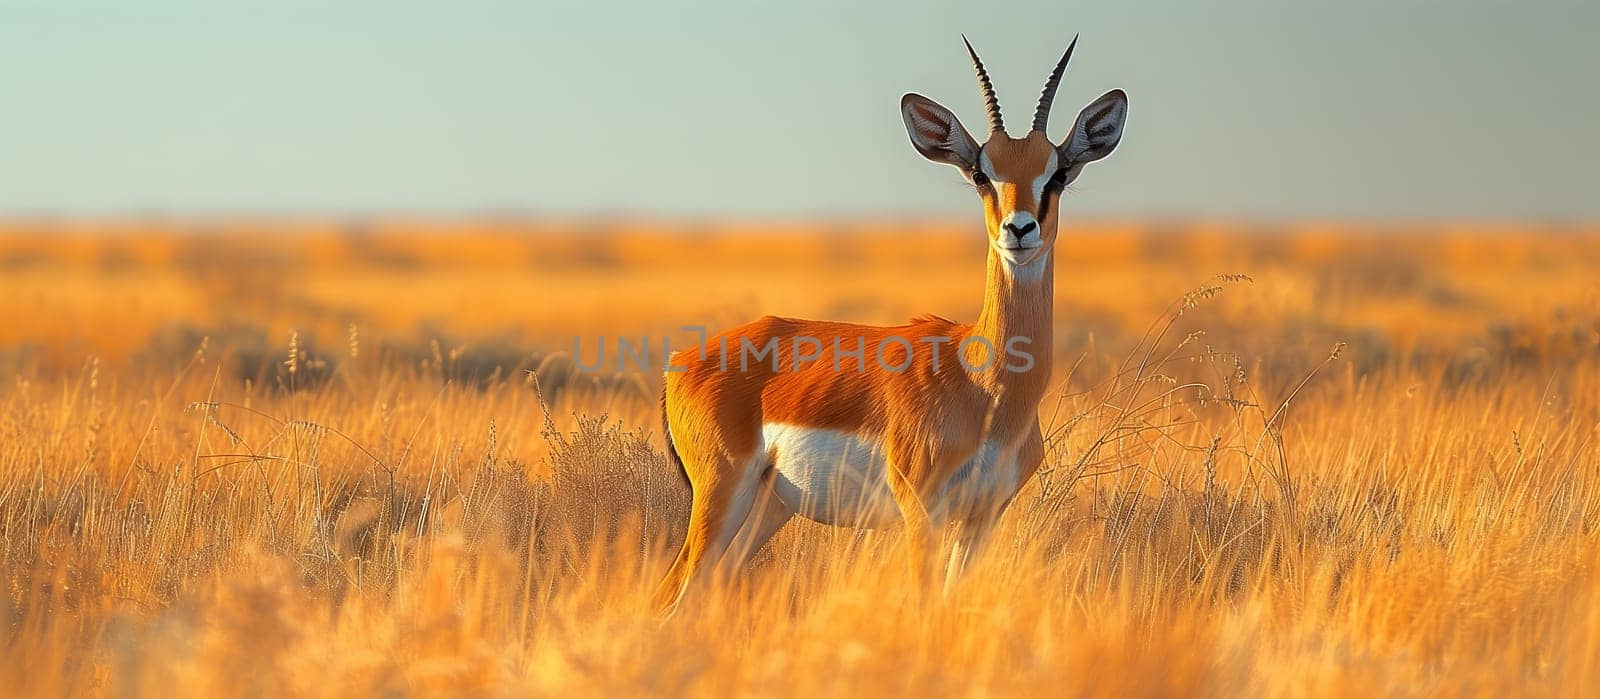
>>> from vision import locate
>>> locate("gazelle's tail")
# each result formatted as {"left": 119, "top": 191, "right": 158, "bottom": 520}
{"left": 661, "top": 385, "right": 688, "bottom": 489}
{"left": 654, "top": 384, "right": 693, "bottom": 615}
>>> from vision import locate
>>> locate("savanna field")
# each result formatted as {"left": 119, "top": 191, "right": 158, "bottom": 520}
{"left": 2, "top": 220, "right": 1599, "bottom": 696}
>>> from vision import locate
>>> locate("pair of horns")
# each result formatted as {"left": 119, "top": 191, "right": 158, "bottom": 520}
{"left": 962, "top": 34, "right": 1078, "bottom": 136}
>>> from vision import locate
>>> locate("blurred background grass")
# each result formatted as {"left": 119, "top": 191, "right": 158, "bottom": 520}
{"left": 3, "top": 220, "right": 1595, "bottom": 383}
{"left": 1, "top": 221, "right": 1598, "bottom": 695}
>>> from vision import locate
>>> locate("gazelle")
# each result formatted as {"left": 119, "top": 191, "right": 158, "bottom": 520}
{"left": 654, "top": 36, "right": 1127, "bottom": 610}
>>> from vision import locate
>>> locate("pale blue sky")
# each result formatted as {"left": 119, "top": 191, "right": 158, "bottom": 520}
{"left": 1, "top": 1, "right": 1595, "bottom": 219}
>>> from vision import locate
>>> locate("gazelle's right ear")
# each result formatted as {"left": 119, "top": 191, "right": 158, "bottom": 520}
{"left": 901, "top": 93, "right": 981, "bottom": 170}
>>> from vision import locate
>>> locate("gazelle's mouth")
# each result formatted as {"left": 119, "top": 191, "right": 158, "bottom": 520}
{"left": 994, "top": 238, "right": 1042, "bottom": 252}
{"left": 992, "top": 242, "right": 1045, "bottom": 265}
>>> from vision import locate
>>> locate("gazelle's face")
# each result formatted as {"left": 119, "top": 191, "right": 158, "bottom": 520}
{"left": 900, "top": 38, "right": 1127, "bottom": 269}
{"left": 970, "top": 133, "right": 1063, "bottom": 265}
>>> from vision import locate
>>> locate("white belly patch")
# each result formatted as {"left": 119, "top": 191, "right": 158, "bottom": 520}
{"left": 762, "top": 423, "right": 900, "bottom": 528}
{"left": 761, "top": 423, "right": 1026, "bottom": 528}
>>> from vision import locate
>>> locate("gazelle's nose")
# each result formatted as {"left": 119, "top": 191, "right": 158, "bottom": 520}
{"left": 1001, "top": 213, "right": 1039, "bottom": 241}
{"left": 1003, "top": 220, "right": 1037, "bottom": 237}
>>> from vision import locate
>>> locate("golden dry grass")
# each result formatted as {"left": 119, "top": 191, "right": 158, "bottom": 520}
{"left": 1, "top": 220, "right": 1598, "bottom": 696}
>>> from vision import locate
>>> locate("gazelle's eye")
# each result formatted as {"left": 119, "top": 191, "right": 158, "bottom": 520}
{"left": 970, "top": 171, "right": 990, "bottom": 187}
{"left": 1046, "top": 168, "right": 1068, "bottom": 189}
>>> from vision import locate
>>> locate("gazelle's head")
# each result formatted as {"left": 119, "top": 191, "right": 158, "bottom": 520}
{"left": 901, "top": 36, "right": 1127, "bottom": 267}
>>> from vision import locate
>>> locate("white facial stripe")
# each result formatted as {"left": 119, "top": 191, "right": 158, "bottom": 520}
{"left": 1029, "top": 169, "right": 1052, "bottom": 204}
{"left": 1035, "top": 152, "right": 1059, "bottom": 202}
{"left": 977, "top": 152, "right": 997, "bottom": 182}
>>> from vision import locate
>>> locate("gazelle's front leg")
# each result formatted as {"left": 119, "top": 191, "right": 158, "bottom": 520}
{"left": 885, "top": 425, "right": 983, "bottom": 588}
{"left": 884, "top": 451, "right": 937, "bottom": 585}
{"left": 943, "top": 422, "right": 1044, "bottom": 594}
{"left": 943, "top": 515, "right": 1001, "bottom": 595}
{"left": 883, "top": 428, "right": 953, "bottom": 587}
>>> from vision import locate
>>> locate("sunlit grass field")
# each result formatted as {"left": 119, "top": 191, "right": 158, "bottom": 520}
{"left": 2, "top": 220, "right": 1598, "bottom": 695}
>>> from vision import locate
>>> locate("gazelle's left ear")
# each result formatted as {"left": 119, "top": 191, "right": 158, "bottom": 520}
{"left": 1060, "top": 89, "right": 1128, "bottom": 164}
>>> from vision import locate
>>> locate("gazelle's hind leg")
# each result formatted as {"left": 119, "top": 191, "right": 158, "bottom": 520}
{"left": 716, "top": 471, "right": 792, "bottom": 575}
{"left": 652, "top": 450, "right": 768, "bottom": 613}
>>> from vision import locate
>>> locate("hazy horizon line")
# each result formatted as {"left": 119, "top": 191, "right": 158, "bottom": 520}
{"left": 3, "top": 212, "right": 1596, "bottom": 234}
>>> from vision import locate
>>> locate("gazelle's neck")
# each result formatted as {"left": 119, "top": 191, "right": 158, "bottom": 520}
{"left": 968, "top": 245, "right": 1054, "bottom": 401}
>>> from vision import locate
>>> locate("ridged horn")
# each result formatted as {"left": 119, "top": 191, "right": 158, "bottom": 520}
{"left": 1031, "top": 34, "right": 1078, "bottom": 134}
{"left": 962, "top": 35, "right": 1005, "bottom": 135}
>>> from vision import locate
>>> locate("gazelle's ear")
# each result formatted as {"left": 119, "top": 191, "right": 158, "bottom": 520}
{"left": 901, "top": 93, "right": 981, "bottom": 170}
{"left": 1060, "top": 89, "right": 1127, "bottom": 164}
